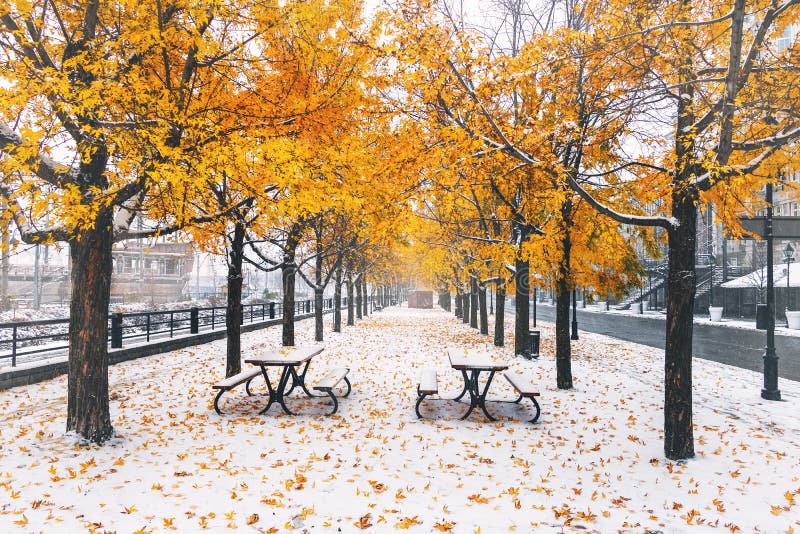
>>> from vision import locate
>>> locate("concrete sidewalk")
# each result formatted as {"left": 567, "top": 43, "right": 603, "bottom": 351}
{"left": 512, "top": 300, "right": 800, "bottom": 381}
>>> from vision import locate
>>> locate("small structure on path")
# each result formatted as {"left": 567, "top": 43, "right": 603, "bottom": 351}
{"left": 408, "top": 290, "right": 433, "bottom": 308}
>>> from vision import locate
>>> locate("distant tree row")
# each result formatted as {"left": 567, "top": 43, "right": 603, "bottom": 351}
{"left": 392, "top": 0, "right": 799, "bottom": 460}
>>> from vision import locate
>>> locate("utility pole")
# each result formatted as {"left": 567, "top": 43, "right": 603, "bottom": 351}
{"left": 1, "top": 213, "right": 8, "bottom": 310}
{"left": 195, "top": 252, "right": 201, "bottom": 300}
{"left": 33, "top": 244, "right": 41, "bottom": 310}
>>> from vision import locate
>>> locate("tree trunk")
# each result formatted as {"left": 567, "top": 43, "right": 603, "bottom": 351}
{"left": 494, "top": 282, "right": 505, "bottom": 346}
{"left": 662, "top": 55, "right": 698, "bottom": 460}
{"left": 356, "top": 277, "right": 363, "bottom": 319}
{"left": 362, "top": 279, "right": 368, "bottom": 316}
{"left": 462, "top": 289, "right": 470, "bottom": 324}
{"left": 664, "top": 189, "right": 697, "bottom": 460}
{"left": 555, "top": 277, "right": 573, "bottom": 389}
{"left": 333, "top": 268, "right": 342, "bottom": 332}
{"left": 455, "top": 292, "right": 462, "bottom": 318}
{"left": 347, "top": 278, "right": 355, "bottom": 325}
{"left": 225, "top": 223, "right": 245, "bottom": 377}
{"left": 281, "top": 261, "right": 296, "bottom": 346}
{"left": 67, "top": 213, "right": 114, "bottom": 443}
{"left": 478, "top": 284, "right": 488, "bottom": 335}
{"left": 314, "top": 288, "right": 324, "bottom": 341}
{"left": 440, "top": 291, "right": 451, "bottom": 311}
{"left": 514, "top": 259, "right": 530, "bottom": 356}
{"left": 314, "top": 248, "right": 324, "bottom": 341}
{"left": 469, "top": 275, "right": 478, "bottom": 328}
{"left": 555, "top": 219, "right": 574, "bottom": 389}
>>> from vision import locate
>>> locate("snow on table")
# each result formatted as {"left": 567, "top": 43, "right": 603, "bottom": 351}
{"left": 0, "top": 306, "right": 798, "bottom": 532}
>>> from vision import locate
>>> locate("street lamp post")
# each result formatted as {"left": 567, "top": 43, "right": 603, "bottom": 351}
{"left": 708, "top": 255, "right": 716, "bottom": 308}
{"left": 762, "top": 182, "right": 781, "bottom": 401}
{"left": 784, "top": 243, "right": 794, "bottom": 313}
{"left": 571, "top": 289, "right": 578, "bottom": 340}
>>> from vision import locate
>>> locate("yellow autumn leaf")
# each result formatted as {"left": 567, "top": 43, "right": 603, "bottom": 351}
{"left": 354, "top": 513, "right": 373, "bottom": 529}
{"left": 434, "top": 520, "right": 456, "bottom": 531}
{"left": 395, "top": 516, "right": 422, "bottom": 529}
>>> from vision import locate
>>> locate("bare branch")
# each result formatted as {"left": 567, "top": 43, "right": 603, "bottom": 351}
{"left": 0, "top": 122, "right": 76, "bottom": 187}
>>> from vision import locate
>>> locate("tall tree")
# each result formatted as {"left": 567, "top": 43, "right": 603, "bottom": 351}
{"left": 0, "top": 0, "right": 259, "bottom": 442}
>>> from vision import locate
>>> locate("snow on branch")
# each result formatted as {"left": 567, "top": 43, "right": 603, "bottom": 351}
{"left": 566, "top": 174, "right": 676, "bottom": 230}
{"left": 0, "top": 122, "right": 76, "bottom": 188}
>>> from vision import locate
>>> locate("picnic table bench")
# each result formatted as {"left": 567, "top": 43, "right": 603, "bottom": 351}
{"left": 312, "top": 367, "right": 351, "bottom": 415}
{"left": 212, "top": 345, "right": 352, "bottom": 417}
{"left": 415, "top": 351, "right": 543, "bottom": 423}
{"left": 449, "top": 351, "right": 508, "bottom": 421}
{"left": 415, "top": 368, "right": 438, "bottom": 417}
{"left": 245, "top": 345, "right": 326, "bottom": 416}
{"left": 212, "top": 368, "right": 263, "bottom": 415}
{"left": 504, "top": 372, "right": 541, "bottom": 423}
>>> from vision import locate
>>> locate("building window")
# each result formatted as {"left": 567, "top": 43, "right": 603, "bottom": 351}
{"left": 777, "top": 24, "right": 796, "bottom": 52}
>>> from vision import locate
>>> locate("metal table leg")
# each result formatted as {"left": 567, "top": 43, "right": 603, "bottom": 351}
{"left": 459, "top": 370, "right": 479, "bottom": 420}
{"left": 477, "top": 370, "right": 498, "bottom": 421}
{"left": 451, "top": 370, "right": 469, "bottom": 401}
{"left": 290, "top": 360, "right": 318, "bottom": 398}
{"left": 276, "top": 366, "right": 297, "bottom": 415}
{"left": 459, "top": 369, "right": 498, "bottom": 422}
{"left": 259, "top": 365, "right": 297, "bottom": 416}
{"left": 258, "top": 365, "right": 276, "bottom": 414}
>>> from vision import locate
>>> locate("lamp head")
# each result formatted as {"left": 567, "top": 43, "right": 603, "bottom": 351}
{"left": 784, "top": 242, "right": 795, "bottom": 260}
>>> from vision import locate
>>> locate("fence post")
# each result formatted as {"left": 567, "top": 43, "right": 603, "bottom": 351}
{"left": 146, "top": 313, "right": 151, "bottom": 342}
{"left": 211, "top": 308, "right": 215, "bottom": 330}
{"left": 190, "top": 307, "right": 199, "bottom": 334}
{"left": 269, "top": 302, "right": 275, "bottom": 319}
{"left": 111, "top": 313, "right": 123, "bottom": 348}
{"left": 170, "top": 311, "right": 175, "bottom": 337}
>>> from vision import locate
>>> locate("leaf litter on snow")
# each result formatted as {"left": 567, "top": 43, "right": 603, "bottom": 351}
{"left": 0, "top": 306, "right": 798, "bottom": 532}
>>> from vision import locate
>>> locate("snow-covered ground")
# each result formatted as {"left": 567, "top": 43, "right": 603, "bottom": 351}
{"left": 0, "top": 306, "right": 798, "bottom": 532}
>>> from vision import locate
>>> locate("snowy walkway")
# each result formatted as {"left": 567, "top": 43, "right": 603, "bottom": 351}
{"left": 0, "top": 306, "right": 799, "bottom": 532}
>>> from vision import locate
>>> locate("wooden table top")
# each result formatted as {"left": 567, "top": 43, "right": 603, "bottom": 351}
{"left": 448, "top": 349, "right": 509, "bottom": 371}
{"left": 245, "top": 344, "right": 325, "bottom": 366}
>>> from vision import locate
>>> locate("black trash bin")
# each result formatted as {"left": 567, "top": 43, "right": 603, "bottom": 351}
{"left": 756, "top": 304, "right": 769, "bottom": 330}
{"left": 529, "top": 330, "right": 540, "bottom": 359}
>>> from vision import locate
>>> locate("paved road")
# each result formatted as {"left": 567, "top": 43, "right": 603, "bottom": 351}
{"left": 510, "top": 301, "right": 800, "bottom": 382}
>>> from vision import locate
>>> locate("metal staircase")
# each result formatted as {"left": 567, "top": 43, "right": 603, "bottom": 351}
{"left": 615, "top": 260, "right": 668, "bottom": 310}
{"left": 616, "top": 262, "right": 746, "bottom": 312}
{"left": 695, "top": 266, "right": 725, "bottom": 300}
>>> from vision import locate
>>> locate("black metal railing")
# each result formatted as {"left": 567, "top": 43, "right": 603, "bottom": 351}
{"left": 0, "top": 296, "right": 348, "bottom": 368}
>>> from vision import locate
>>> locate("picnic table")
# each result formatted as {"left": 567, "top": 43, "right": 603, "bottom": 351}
{"left": 448, "top": 349, "right": 509, "bottom": 421}
{"left": 245, "top": 345, "right": 325, "bottom": 416}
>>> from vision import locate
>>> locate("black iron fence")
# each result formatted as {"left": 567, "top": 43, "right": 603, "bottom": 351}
{"left": 0, "top": 297, "right": 346, "bottom": 368}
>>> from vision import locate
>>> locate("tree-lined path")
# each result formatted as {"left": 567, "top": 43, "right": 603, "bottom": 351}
{"left": 1, "top": 306, "right": 798, "bottom": 532}
{"left": 1, "top": 1, "right": 799, "bottom": 515}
